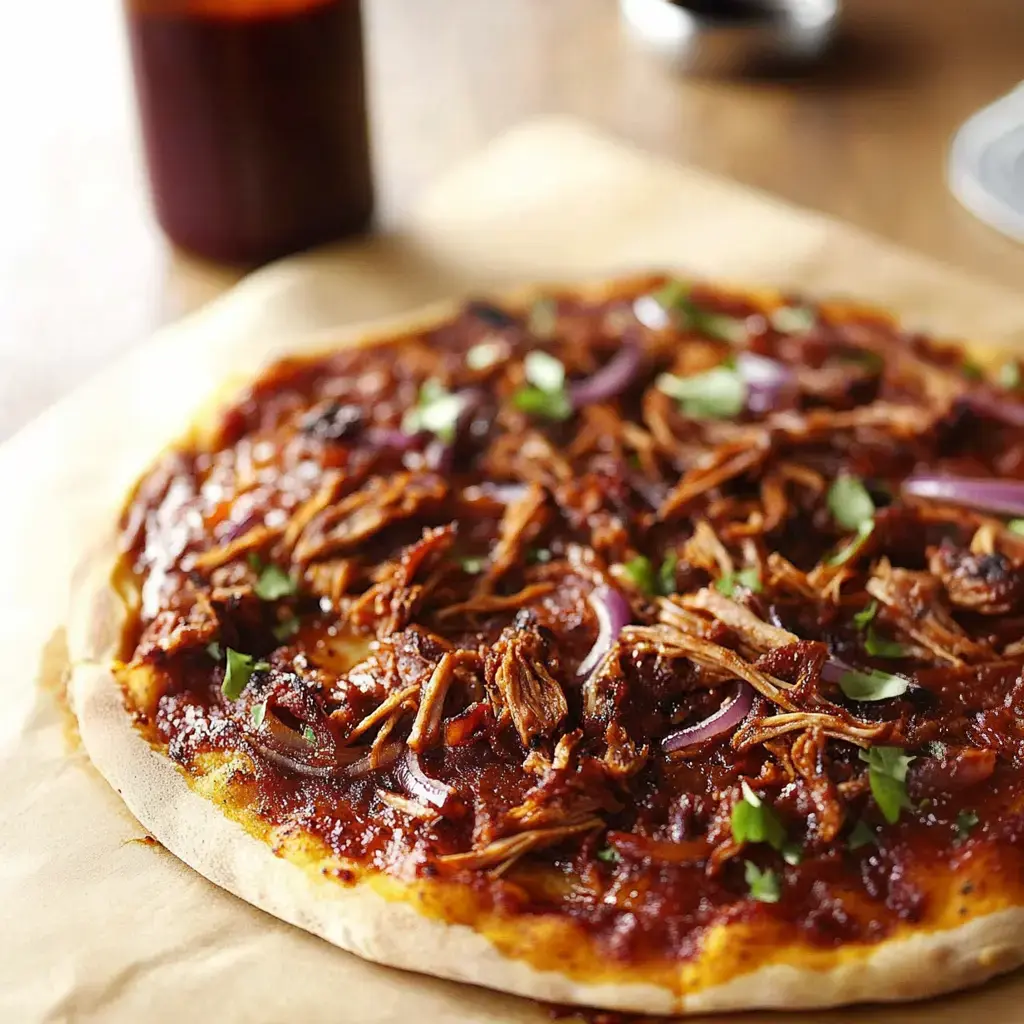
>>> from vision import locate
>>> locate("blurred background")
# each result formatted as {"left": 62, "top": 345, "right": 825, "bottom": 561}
{"left": 2, "top": 0, "right": 1024, "bottom": 440}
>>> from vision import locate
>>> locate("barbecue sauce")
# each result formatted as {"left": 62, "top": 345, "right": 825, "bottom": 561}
{"left": 126, "top": 0, "right": 373, "bottom": 265}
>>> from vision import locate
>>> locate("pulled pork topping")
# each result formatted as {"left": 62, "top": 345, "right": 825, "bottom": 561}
{"left": 118, "top": 277, "right": 1024, "bottom": 964}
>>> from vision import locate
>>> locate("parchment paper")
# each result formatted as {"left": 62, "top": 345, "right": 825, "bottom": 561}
{"left": 5, "top": 119, "right": 1024, "bottom": 1024}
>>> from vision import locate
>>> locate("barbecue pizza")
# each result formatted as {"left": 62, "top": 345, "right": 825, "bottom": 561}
{"left": 70, "top": 274, "right": 1024, "bottom": 1015}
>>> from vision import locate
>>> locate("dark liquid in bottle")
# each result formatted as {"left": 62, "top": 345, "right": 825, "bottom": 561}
{"left": 126, "top": 0, "right": 373, "bottom": 265}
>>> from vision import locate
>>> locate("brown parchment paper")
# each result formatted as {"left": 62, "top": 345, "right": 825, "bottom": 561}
{"left": 5, "top": 119, "right": 1024, "bottom": 1024}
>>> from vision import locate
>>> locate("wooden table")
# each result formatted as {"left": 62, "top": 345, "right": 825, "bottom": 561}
{"left": 3, "top": 0, "right": 1023, "bottom": 441}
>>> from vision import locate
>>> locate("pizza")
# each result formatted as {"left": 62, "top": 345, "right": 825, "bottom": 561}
{"left": 71, "top": 273, "right": 1024, "bottom": 1015}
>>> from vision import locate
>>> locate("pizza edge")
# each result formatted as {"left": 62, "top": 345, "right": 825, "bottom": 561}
{"left": 66, "top": 277, "right": 1024, "bottom": 1015}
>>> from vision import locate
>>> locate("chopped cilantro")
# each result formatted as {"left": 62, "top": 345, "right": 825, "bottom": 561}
{"left": 781, "top": 842, "right": 803, "bottom": 866}
{"left": 402, "top": 379, "right": 466, "bottom": 442}
{"left": 301, "top": 725, "right": 316, "bottom": 744}
{"left": 826, "top": 520, "right": 875, "bottom": 567}
{"left": 273, "top": 615, "right": 300, "bottom": 643}
{"left": 250, "top": 700, "right": 268, "bottom": 729}
{"left": 864, "top": 627, "right": 909, "bottom": 659}
{"left": 852, "top": 601, "right": 878, "bottom": 630}
{"left": 859, "top": 746, "right": 915, "bottom": 824}
{"left": 622, "top": 555, "right": 658, "bottom": 596}
{"left": 838, "top": 667, "right": 909, "bottom": 702}
{"left": 955, "top": 809, "right": 979, "bottom": 842}
{"left": 827, "top": 474, "right": 875, "bottom": 531}
{"left": 1009, "top": 519, "right": 1024, "bottom": 536}
{"left": 744, "top": 862, "right": 781, "bottom": 904}
{"left": 206, "top": 641, "right": 222, "bottom": 661}
{"left": 254, "top": 563, "right": 297, "bottom": 601}
{"left": 222, "top": 648, "right": 269, "bottom": 701}
{"left": 715, "top": 567, "right": 762, "bottom": 598}
{"left": 658, "top": 552, "right": 678, "bottom": 595}
{"left": 657, "top": 365, "right": 746, "bottom": 420}
{"left": 731, "top": 781, "right": 787, "bottom": 851}
{"left": 466, "top": 340, "right": 503, "bottom": 370}
{"left": 653, "top": 281, "right": 747, "bottom": 344}
{"left": 848, "top": 820, "right": 877, "bottom": 850}
{"left": 769, "top": 305, "right": 816, "bottom": 334}
{"left": 962, "top": 359, "right": 985, "bottom": 381}
{"left": 596, "top": 846, "right": 621, "bottom": 864}
{"left": 460, "top": 555, "right": 486, "bottom": 575}
{"left": 527, "top": 298, "right": 559, "bottom": 339}
{"left": 513, "top": 351, "right": 572, "bottom": 421}
{"left": 999, "top": 361, "right": 1022, "bottom": 390}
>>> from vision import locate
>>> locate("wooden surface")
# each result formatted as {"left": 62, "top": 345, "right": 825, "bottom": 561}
{"left": 3, "top": 0, "right": 1024, "bottom": 440}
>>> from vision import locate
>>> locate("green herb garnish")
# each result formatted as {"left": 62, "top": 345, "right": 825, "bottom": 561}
{"left": 731, "top": 781, "right": 787, "bottom": 851}
{"left": 770, "top": 305, "right": 816, "bottom": 335}
{"left": 1009, "top": 519, "right": 1024, "bottom": 536}
{"left": 273, "top": 615, "right": 300, "bottom": 643}
{"left": 859, "top": 746, "right": 915, "bottom": 824}
{"left": 658, "top": 552, "right": 678, "bottom": 595}
{"left": 744, "top": 862, "right": 781, "bottom": 904}
{"left": 781, "top": 842, "right": 803, "bottom": 866}
{"left": 838, "top": 667, "right": 909, "bottom": 702}
{"left": 864, "top": 627, "right": 909, "bottom": 659}
{"left": 827, "top": 475, "right": 875, "bottom": 531}
{"left": 955, "top": 809, "right": 979, "bottom": 842}
{"left": 622, "top": 555, "right": 658, "bottom": 596}
{"left": 653, "top": 281, "right": 747, "bottom": 344}
{"left": 527, "top": 298, "right": 559, "bottom": 339}
{"left": 222, "top": 648, "right": 270, "bottom": 702}
{"left": 596, "top": 846, "right": 621, "bottom": 864}
{"left": 466, "top": 340, "right": 503, "bottom": 370}
{"left": 826, "top": 520, "right": 875, "bottom": 567}
{"left": 301, "top": 725, "right": 316, "bottom": 744}
{"left": 924, "top": 740, "right": 947, "bottom": 759}
{"left": 402, "top": 379, "right": 467, "bottom": 442}
{"left": 848, "top": 820, "right": 877, "bottom": 850}
{"left": 657, "top": 365, "right": 746, "bottom": 420}
{"left": 999, "top": 361, "right": 1022, "bottom": 390}
{"left": 206, "top": 641, "right": 223, "bottom": 661}
{"left": 513, "top": 351, "right": 572, "bottom": 421}
{"left": 251, "top": 700, "right": 268, "bottom": 729}
{"left": 254, "top": 563, "right": 297, "bottom": 601}
{"left": 962, "top": 359, "right": 985, "bottom": 381}
{"left": 715, "top": 568, "right": 762, "bottom": 598}
{"left": 852, "top": 601, "right": 878, "bottom": 630}
{"left": 460, "top": 555, "right": 486, "bottom": 575}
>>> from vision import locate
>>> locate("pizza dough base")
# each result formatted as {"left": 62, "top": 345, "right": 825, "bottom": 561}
{"left": 66, "top": 283, "right": 1024, "bottom": 1015}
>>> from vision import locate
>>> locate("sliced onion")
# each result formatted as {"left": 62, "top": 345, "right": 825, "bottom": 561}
{"left": 577, "top": 586, "right": 632, "bottom": 680}
{"left": 341, "top": 740, "right": 404, "bottom": 778}
{"left": 395, "top": 748, "right": 459, "bottom": 811}
{"left": 249, "top": 709, "right": 380, "bottom": 779}
{"left": 365, "top": 426, "right": 422, "bottom": 451}
{"left": 902, "top": 475, "right": 1024, "bottom": 517}
{"left": 633, "top": 295, "right": 671, "bottom": 331}
{"left": 819, "top": 659, "right": 850, "bottom": 685}
{"left": 661, "top": 683, "right": 754, "bottom": 753}
{"left": 736, "top": 352, "right": 797, "bottom": 415}
{"left": 569, "top": 341, "right": 642, "bottom": 407}
{"left": 962, "top": 389, "right": 1024, "bottom": 427}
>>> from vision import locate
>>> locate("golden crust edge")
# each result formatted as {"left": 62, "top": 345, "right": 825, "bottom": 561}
{"left": 64, "top": 277, "right": 1024, "bottom": 1015}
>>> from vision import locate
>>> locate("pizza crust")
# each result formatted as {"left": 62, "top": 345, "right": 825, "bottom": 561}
{"left": 66, "top": 281, "right": 1024, "bottom": 1015}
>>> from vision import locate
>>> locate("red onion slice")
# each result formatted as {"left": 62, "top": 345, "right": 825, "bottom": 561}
{"left": 569, "top": 342, "right": 642, "bottom": 407}
{"left": 342, "top": 740, "right": 404, "bottom": 778}
{"left": 577, "top": 586, "right": 632, "bottom": 680}
{"left": 395, "top": 748, "right": 459, "bottom": 812}
{"left": 661, "top": 683, "right": 754, "bottom": 753}
{"left": 365, "top": 426, "right": 422, "bottom": 451}
{"left": 902, "top": 475, "right": 1024, "bottom": 517}
{"left": 248, "top": 709, "right": 380, "bottom": 779}
{"left": 736, "top": 352, "right": 797, "bottom": 415}
{"left": 962, "top": 389, "right": 1024, "bottom": 427}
